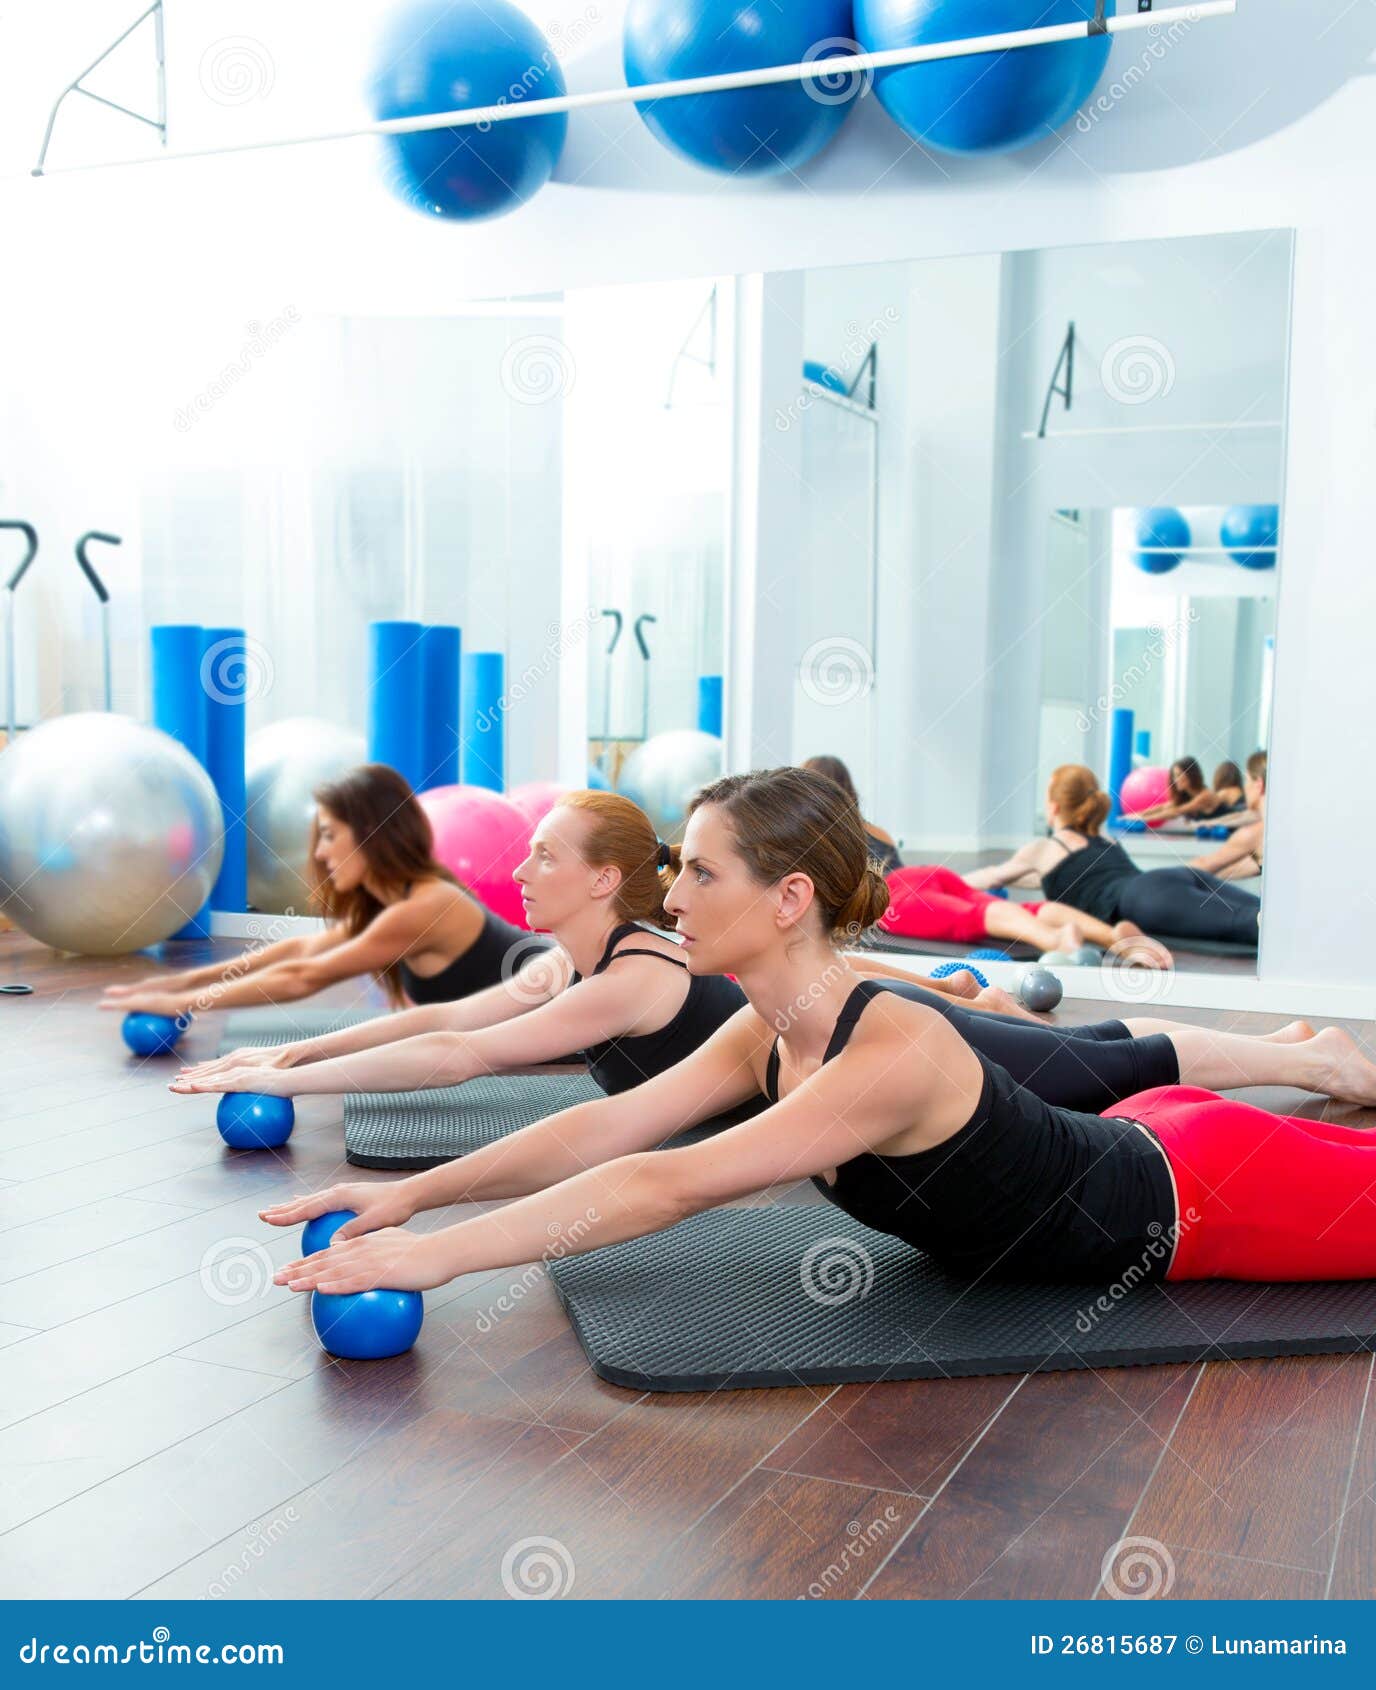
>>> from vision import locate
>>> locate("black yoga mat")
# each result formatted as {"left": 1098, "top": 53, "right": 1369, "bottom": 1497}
{"left": 857, "top": 931, "right": 1039, "bottom": 963}
{"left": 344, "top": 1072, "right": 606, "bottom": 1168}
{"left": 548, "top": 1204, "right": 1376, "bottom": 1392}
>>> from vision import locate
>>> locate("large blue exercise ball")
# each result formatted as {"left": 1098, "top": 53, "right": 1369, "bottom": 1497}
{"left": 1220, "top": 504, "right": 1279, "bottom": 570}
{"left": 1134, "top": 507, "right": 1190, "bottom": 576}
{"left": 856, "top": 0, "right": 1114, "bottom": 155}
{"left": 624, "top": 0, "right": 860, "bottom": 176}
{"left": 371, "top": 0, "right": 568, "bottom": 222}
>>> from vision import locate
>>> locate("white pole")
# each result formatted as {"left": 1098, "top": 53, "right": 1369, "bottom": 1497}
{"left": 1023, "top": 417, "right": 1282, "bottom": 440}
{"left": 28, "top": 1, "right": 1236, "bottom": 178}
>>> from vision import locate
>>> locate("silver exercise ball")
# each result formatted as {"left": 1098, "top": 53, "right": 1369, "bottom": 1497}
{"left": 0, "top": 713, "right": 224, "bottom": 956}
{"left": 245, "top": 717, "right": 366, "bottom": 914}
{"left": 616, "top": 729, "right": 724, "bottom": 841}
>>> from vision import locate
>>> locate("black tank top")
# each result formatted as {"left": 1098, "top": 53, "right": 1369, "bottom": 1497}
{"left": 398, "top": 907, "right": 552, "bottom": 1006}
{"left": 765, "top": 980, "right": 1176, "bottom": 1284}
{"left": 1040, "top": 834, "right": 1141, "bottom": 925}
{"left": 570, "top": 922, "right": 748, "bottom": 1096}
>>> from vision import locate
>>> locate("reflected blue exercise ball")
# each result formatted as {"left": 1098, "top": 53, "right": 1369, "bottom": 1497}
{"left": 1221, "top": 504, "right": 1279, "bottom": 570}
{"left": 312, "top": 1288, "right": 424, "bottom": 1360}
{"left": 122, "top": 1012, "right": 188, "bottom": 1057}
{"left": 624, "top": 0, "right": 860, "bottom": 175}
{"left": 1134, "top": 507, "right": 1190, "bottom": 576}
{"left": 302, "top": 1208, "right": 358, "bottom": 1255}
{"left": 856, "top": 0, "right": 1114, "bottom": 154}
{"left": 217, "top": 1092, "right": 295, "bottom": 1150}
{"left": 371, "top": 0, "right": 568, "bottom": 222}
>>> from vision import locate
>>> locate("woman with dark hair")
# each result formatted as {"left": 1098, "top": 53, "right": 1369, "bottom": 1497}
{"left": 173, "top": 789, "right": 748, "bottom": 1099}
{"left": 1135, "top": 755, "right": 1246, "bottom": 824}
{"left": 1192, "top": 751, "right": 1267, "bottom": 879}
{"left": 967, "top": 765, "right": 1261, "bottom": 946}
{"left": 102, "top": 764, "right": 546, "bottom": 1022}
{"left": 256, "top": 766, "right": 1376, "bottom": 1300}
{"left": 802, "top": 754, "right": 902, "bottom": 875}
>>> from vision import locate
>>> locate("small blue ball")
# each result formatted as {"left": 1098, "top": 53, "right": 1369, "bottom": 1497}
{"left": 122, "top": 1011, "right": 188, "bottom": 1057}
{"left": 930, "top": 961, "right": 990, "bottom": 988}
{"left": 302, "top": 1209, "right": 358, "bottom": 1255}
{"left": 1220, "top": 503, "right": 1279, "bottom": 570}
{"left": 1134, "top": 506, "right": 1190, "bottom": 575}
{"left": 311, "top": 1288, "right": 424, "bottom": 1360}
{"left": 217, "top": 1092, "right": 295, "bottom": 1150}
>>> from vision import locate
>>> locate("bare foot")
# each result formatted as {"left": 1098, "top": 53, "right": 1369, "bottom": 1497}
{"left": 1109, "top": 922, "right": 1172, "bottom": 971}
{"left": 938, "top": 970, "right": 982, "bottom": 1001}
{"left": 973, "top": 986, "right": 1040, "bottom": 1022}
{"left": 1305, "top": 1026, "right": 1376, "bottom": 1107}
{"left": 1263, "top": 1020, "right": 1317, "bottom": 1046}
{"left": 1053, "top": 923, "right": 1086, "bottom": 953}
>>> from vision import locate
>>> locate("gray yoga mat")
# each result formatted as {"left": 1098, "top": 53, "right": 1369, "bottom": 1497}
{"left": 219, "top": 1007, "right": 381, "bottom": 1052}
{"left": 344, "top": 1071, "right": 606, "bottom": 1169}
{"left": 548, "top": 1204, "right": 1376, "bottom": 1392}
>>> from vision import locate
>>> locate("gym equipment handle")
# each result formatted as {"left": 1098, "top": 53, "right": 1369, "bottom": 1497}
{"left": 1, "top": 521, "right": 38, "bottom": 592}
{"left": 75, "top": 531, "right": 120, "bottom": 602}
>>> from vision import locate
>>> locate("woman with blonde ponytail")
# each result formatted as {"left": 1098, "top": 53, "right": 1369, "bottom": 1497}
{"left": 259, "top": 765, "right": 1376, "bottom": 1302}
{"left": 967, "top": 764, "right": 1261, "bottom": 948}
{"left": 174, "top": 791, "right": 749, "bottom": 1102}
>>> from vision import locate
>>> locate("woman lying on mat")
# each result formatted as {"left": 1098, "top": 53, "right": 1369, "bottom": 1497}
{"left": 172, "top": 789, "right": 1052, "bottom": 1104}
{"left": 878, "top": 862, "right": 1172, "bottom": 969}
{"left": 966, "top": 765, "right": 1260, "bottom": 949}
{"left": 1133, "top": 755, "right": 1249, "bottom": 826}
{"left": 802, "top": 754, "right": 901, "bottom": 876}
{"left": 255, "top": 767, "right": 1376, "bottom": 1298}
{"left": 1190, "top": 752, "right": 1267, "bottom": 881}
{"left": 101, "top": 765, "right": 551, "bottom": 1023}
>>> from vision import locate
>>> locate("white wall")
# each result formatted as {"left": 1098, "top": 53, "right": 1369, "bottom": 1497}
{"left": 2, "top": 0, "right": 1374, "bottom": 992}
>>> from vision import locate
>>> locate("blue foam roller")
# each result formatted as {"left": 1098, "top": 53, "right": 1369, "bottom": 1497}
{"left": 311, "top": 1287, "right": 424, "bottom": 1360}
{"left": 419, "top": 625, "right": 462, "bottom": 792}
{"left": 1108, "top": 707, "right": 1134, "bottom": 824}
{"left": 697, "top": 675, "right": 724, "bottom": 738}
{"left": 967, "top": 949, "right": 1011, "bottom": 963}
{"left": 151, "top": 623, "right": 212, "bottom": 939}
{"left": 303, "top": 1208, "right": 358, "bottom": 1255}
{"left": 122, "top": 1012, "right": 188, "bottom": 1057}
{"left": 201, "top": 626, "right": 248, "bottom": 912}
{"left": 368, "top": 621, "right": 426, "bottom": 792}
{"left": 461, "top": 651, "right": 506, "bottom": 792}
{"left": 988, "top": 887, "right": 1009, "bottom": 900}
{"left": 216, "top": 1092, "right": 295, "bottom": 1150}
{"left": 930, "top": 961, "right": 990, "bottom": 989}
{"left": 1134, "top": 730, "right": 1152, "bottom": 761}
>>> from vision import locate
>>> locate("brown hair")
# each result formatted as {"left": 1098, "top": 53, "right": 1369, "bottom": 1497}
{"left": 687, "top": 766, "right": 890, "bottom": 944}
{"left": 1213, "top": 760, "right": 1244, "bottom": 792}
{"left": 555, "top": 791, "right": 681, "bottom": 926}
{"left": 310, "top": 764, "right": 456, "bottom": 1004}
{"left": 1049, "top": 765, "right": 1112, "bottom": 837}
{"left": 1169, "top": 756, "right": 1206, "bottom": 802}
{"left": 802, "top": 754, "right": 859, "bottom": 807}
{"left": 1246, "top": 749, "right": 1268, "bottom": 787}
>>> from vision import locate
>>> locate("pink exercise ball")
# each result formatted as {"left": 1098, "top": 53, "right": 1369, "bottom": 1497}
{"left": 506, "top": 781, "right": 571, "bottom": 831}
{"left": 1119, "top": 766, "right": 1171, "bottom": 820}
{"left": 419, "top": 785, "right": 531, "bottom": 927}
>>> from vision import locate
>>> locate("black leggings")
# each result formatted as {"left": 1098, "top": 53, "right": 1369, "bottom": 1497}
{"left": 1116, "top": 867, "right": 1260, "bottom": 947}
{"left": 877, "top": 980, "right": 1180, "bottom": 1113}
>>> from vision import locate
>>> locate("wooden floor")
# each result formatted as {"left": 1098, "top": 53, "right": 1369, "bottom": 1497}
{"left": 2, "top": 930, "right": 1373, "bottom": 1603}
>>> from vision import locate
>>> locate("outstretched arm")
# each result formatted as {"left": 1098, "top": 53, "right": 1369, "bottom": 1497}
{"left": 1190, "top": 824, "right": 1263, "bottom": 880}
{"left": 965, "top": 842, "right": 1043, "bottom": 891}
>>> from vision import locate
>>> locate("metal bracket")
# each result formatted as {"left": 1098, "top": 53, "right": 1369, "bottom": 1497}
{"left": 1, "top": 521, "right": 38, "bottom": 742}
{"left": 665, "top": 286, "right": 719, "bottom": 410}
{"left": 1037, "top": 322, "right": 1076, "bottom": 440}
{"left": 33, "top": 1, "right": 167, "bottom": 177}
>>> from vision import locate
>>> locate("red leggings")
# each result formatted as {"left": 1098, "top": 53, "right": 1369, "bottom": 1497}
{"left": 1111, "top": 1086, "right": 1376, "bottom": 1282}
{"left": 880, "top": 864, "right": 1043, "bottom": 946}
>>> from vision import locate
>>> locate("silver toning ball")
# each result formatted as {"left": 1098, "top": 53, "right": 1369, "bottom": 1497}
{"left": 1018, "top": 967, "right": 1064, "bottom": 1014}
